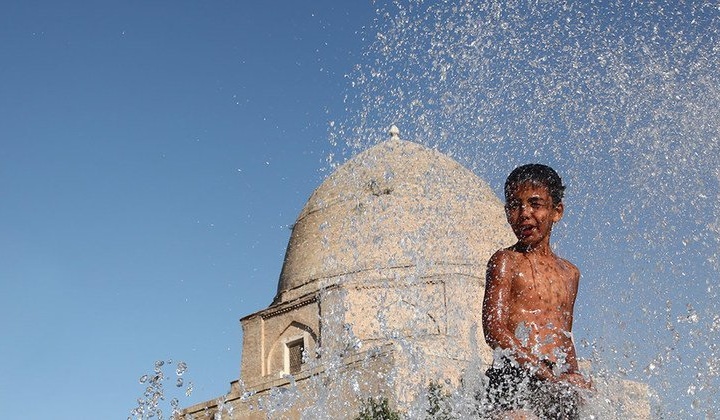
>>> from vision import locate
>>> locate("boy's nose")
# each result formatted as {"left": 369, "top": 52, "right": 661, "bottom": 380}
{"left": 519, "top": 204, "right": 533, "bottom": 216}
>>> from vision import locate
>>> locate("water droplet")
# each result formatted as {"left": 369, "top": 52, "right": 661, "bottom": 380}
{"left": 176, "top": 361, "right": 187, "bottom": 376}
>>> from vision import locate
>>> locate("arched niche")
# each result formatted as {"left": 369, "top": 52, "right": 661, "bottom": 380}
{"left": 266, "top": 321, "right": 318, "bottom": 377}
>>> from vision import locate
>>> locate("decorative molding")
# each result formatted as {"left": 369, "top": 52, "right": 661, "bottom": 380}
{"left": 261, "top": 296, "right": 318, "bottom": 320}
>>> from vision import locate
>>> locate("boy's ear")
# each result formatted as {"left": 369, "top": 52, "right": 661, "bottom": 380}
{"left": 552, "top": 202, "right": 564, "bottom": 222}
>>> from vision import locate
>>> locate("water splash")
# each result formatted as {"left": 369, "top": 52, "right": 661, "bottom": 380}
{"left": 129, "top": 360, "right": 194, "bottom": 420}
{"left": 330, "top": 1, "right": 719, "bottom": 417}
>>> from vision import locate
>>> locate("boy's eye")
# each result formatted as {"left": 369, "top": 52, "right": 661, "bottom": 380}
{"left": 505, "top": 201, "right": 551, "bottom": 212}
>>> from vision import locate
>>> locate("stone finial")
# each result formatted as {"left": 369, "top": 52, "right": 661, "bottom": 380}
{"left": 389, "top": 125, "right": 400, "bottom": 141}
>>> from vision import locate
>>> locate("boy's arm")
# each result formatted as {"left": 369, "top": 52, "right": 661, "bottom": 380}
{"left": 562, "top": 263, "right": 581, "bottom": 373}
{"left": 559, "top": 336, "right": 594, "bottom": 389}
{"left": 556, "top": 264, "right": 593, "bottom": 389}
{"left": 565, "top": 339, "right": 580, "bottom": 372}
{"left": 558, "top": 347, "right": 593, "bottom": 389}
{"left": 482, "top": 250, "right": 555, "bottom": 381}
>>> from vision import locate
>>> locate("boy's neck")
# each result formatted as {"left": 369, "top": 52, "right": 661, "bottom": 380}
{"left": 513, "top": 241, "right": 553, "bottom": 256}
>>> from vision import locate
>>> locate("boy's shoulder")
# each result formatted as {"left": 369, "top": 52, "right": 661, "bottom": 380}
{"left": 545, "top": 253, "right": 581, "bottom": 282}
{"left": 557, "top": 256, "right": 581, "bottom": 278}
{"left": 487, "top": 247, "right": 523, "bottom": 267}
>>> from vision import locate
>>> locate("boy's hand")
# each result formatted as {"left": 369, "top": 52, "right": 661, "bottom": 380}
{"left": 559, "top": 372, "right": 593, "bottom": 390}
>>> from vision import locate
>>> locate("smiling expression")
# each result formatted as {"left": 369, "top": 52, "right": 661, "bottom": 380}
{"left": 504, "top": 181, "right": 564, "bottom": 250}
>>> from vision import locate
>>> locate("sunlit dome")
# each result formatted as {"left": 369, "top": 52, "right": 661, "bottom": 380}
{"left": 274, "top": 135, "right": 514, "bottom": 303}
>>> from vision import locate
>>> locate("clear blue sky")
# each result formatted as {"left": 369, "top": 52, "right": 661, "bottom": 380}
{"left": 0, "top": 1, "right": 375, "bottom": 418}
{"left": 1, "top": 1, "right": 718, "bottom": 418}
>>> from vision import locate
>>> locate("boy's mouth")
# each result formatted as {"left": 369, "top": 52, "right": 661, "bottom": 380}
{"left": 519, "top": 225, "right": 535, "bottom": 237}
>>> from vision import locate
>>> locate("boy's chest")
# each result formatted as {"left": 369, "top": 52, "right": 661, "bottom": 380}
{"left": 511, "top": 265, "right": 573, "bottom": 308}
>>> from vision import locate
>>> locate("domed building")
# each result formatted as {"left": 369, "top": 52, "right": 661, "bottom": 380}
{"left": 182, "top": 129, "right": 649, "bottom": 419}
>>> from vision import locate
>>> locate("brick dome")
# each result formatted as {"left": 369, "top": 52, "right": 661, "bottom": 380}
{"left": 274, "top": 137, "right": 514, "bottom": 303}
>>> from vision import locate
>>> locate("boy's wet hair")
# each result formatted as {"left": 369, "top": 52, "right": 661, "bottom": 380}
{"left": 504, "top": 164, "right": 566, "bottom": 205}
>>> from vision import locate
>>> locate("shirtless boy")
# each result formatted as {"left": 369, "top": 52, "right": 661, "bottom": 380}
{"left": 482, "top": 164, "right": 592, "bottom": 419}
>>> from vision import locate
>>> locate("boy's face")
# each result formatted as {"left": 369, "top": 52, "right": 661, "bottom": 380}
{"left": 504, "top": 181, "right": 564, "bottom": 249}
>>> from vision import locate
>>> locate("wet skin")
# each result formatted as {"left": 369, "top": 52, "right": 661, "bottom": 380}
{"left": 482, "top": 181, "right": 592, "bottom": 389}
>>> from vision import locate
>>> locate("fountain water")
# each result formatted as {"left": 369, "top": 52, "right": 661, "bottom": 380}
{"left": 129, "top": 359, "right": 193, "bottom": 420}
{"left": 329, "top": 1, "right": 719, "bottom": 417}
{"left": 176, "top": 1, "right": 718, "bottom": 418}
